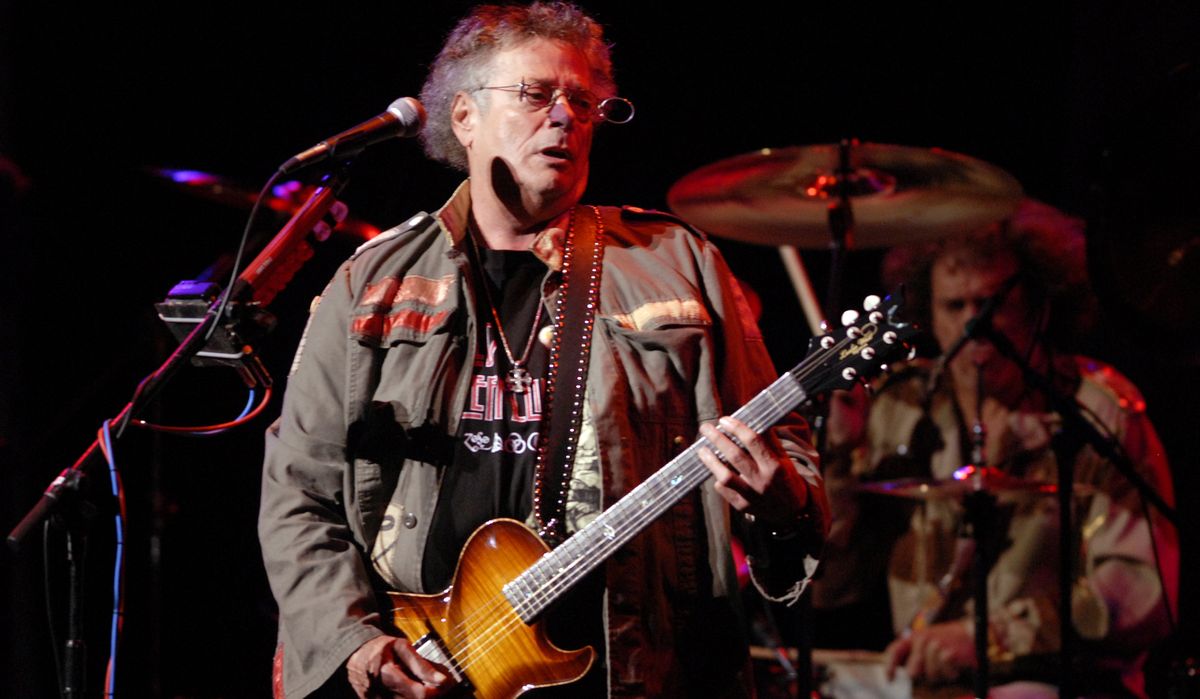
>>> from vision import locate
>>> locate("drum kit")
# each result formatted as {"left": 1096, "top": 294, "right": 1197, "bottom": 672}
{"left": 668, "top": 141, "right": 1082, "bottom": 698}
{"left": 667, "top": 137, "right": 1058, "bottom": 497}
{"left": 674, "top": 140, "right": 1190, "bottom": 698}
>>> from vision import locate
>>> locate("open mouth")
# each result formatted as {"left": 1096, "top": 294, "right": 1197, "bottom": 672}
{"left": 540, "top": 146, "right": 573, "bottom": 161}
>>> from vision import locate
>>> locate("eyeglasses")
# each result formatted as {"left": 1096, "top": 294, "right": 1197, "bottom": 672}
{"left": 476, "top": 79, "right": 635, "bottom": 124}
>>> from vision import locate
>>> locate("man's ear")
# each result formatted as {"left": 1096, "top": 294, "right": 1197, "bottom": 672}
{"left": 450, "top": 92, "right": 476, "bottom": 149}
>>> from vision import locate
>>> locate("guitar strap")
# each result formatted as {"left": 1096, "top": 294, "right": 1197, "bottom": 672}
{"left": 532, "top": 205, "right": 605, "bottom": 546}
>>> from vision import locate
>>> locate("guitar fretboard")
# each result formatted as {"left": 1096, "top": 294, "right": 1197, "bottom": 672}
{"left": 502, "top": 372, "right": 808, "bottom": 621}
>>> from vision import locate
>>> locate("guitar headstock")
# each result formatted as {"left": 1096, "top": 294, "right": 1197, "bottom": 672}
{"left": 793, "top": 293, "right": 921, "bottom": 395}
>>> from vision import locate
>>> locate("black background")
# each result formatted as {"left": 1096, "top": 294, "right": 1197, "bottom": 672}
{"left": 2, "top": 1, "right": 1198, "bottom": 696}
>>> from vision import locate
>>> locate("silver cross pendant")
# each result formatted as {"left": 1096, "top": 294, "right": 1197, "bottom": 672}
{"left": 506, "top": 366, "right": 533, "bottom": 394}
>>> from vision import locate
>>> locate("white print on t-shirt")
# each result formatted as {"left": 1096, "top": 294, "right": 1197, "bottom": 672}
{"left": 462, "top": 431, "right": 541, "bottom": 454}
{"left": 460, "top": 375, "right": 545, "bottom": 423}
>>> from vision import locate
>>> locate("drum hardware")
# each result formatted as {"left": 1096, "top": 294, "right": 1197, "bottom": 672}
{"left": 855, "top": 464, "right": 1094, "bottom": 502}
{"left": 145, "top": 166, "right": 378, "bottom": 240}
{"left": 671, "top": 142, "right": 1022, "bottom": 696}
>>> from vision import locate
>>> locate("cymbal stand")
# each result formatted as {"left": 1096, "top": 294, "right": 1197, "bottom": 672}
{"left": 776, "top": 138, "right": 860, "bottom": 335}
{"left": 965, "top": 368, "right": 992, "bottom": 698}
{"left": 824, "top": 139, "right": 857, "bottom": 322}
{"left": 782, "top": 139, "right": 860, "bottom": 699}
{"left": 776, "top": 248, "right": 824, "bottom": 336}
{"left": 961, "top": 485, "right": 997, "bottom": 699}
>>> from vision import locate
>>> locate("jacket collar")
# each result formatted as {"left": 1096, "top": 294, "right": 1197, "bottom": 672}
{"left": 434, "top": 181, "right": 570, "bottom": 272}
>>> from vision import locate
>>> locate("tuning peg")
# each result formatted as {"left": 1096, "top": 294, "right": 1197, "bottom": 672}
{"left": 883, "top": 331, "right": 898, "bottom": 344}
{"left": 860, "top": 347, "right": 876, "bottom": 360}
{"left": 847, "top": 327, "right": 862, "bottom": 339}
{"left": 841, "top": 309, "right": 860, "bottom": 327}
{"left": 820, "top": 336, "right": 836, "bottom": 349}
{"left": 869, "top": 311, "right": 884, "bottom": 324}
{"left": 842, "top": 367, "right": 857, "bottom": 381}
{"left": 863, "top": 295, "right": 881, "bottom": 311}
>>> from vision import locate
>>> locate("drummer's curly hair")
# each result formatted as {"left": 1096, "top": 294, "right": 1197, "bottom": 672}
{"left": 882, "top": 199, "right": 1097, "bottom": 349}
{"left": 419, "top": 2, "right": 616, "bottom": 171}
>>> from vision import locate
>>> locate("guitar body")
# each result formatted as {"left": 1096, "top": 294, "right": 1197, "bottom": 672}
{"left": 387, "top": 519, "right": 595, "bottom": 699}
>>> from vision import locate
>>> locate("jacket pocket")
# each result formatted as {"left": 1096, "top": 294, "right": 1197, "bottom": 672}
{"left": 596, "top": 313, "right": 712, "bottom": 426}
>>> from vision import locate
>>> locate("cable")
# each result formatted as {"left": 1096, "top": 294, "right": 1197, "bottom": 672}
{"left": 207, "top": 170, "right": 285, "bottom": 344}
{"left": 42, "top": 520, "right": 64, "bottom": 697}
{"left": 129, "top": 385, "right": 273, "bottom": 435}
{"left": 98, "top": 421, "right": 126, "bottom": 698}
{"left": 114, "top": 167, "right": 281, "bottom": 439}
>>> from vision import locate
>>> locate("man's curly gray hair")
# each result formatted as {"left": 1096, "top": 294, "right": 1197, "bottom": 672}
{"left": 419, "top": 2, "right": 616, "bottom": 171}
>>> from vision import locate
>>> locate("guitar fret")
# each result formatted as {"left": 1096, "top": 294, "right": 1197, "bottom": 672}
{"left": 500, "top": 308, "right": 910, "bottom": 625}
{"left": 510, "top": 382, "right": 805, "bottom": 621}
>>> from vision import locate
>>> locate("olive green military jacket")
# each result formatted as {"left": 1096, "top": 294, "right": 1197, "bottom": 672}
{"left": 259, "top": 183, "right": 827, "bottom": 698}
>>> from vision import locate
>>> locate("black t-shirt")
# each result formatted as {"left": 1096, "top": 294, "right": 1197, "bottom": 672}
{"left": 422, "top": 246, "right": 550, "bottom": 592}
{"left": 422, "top": 245, "right": 607, "bottom": 696}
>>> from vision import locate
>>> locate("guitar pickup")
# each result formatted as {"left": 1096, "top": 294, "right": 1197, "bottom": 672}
{"left": 413, "top": 630, "right": 471, "bottom": 689}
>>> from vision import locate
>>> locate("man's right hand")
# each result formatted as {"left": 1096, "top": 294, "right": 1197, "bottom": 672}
{"left": 347, "top": 635, "right": 453, "bottom": 698}
{"left": 883, "top": 620, "right": 975, "bottom": 684}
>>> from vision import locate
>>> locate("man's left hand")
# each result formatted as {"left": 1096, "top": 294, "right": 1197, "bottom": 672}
{"left": 698, "top": 417, "right": 809, "bottom": 529}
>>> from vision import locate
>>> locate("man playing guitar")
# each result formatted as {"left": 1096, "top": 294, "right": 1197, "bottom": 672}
{"left": 258, "top": 4, "right": 828, "bottom": 697}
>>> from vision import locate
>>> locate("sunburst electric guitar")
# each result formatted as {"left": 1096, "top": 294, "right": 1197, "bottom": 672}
{"left": 387, "top": 294, "right": 919, "bottom": 698}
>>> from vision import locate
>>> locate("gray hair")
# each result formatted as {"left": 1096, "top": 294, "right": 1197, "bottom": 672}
{"left": 419, "top": 2, "right": 616, "bottom": 171}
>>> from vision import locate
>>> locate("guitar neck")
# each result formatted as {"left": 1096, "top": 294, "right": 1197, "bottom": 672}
{"left": 504, "top": 372, "right": 808, "bottom": 621}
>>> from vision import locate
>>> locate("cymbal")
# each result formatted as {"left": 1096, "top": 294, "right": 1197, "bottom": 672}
{"left": 856, "top": 465, "right": 1076, "bottom": 501}
{"left": 667, "top": 142, "right": 1023, "bottom": 248}
{"left": 146, "top": 167, "right": 379, "bottom": 240}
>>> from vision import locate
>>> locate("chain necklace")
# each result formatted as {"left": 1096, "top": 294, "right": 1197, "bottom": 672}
{"left": 470, "top": 211, "right": 573, "bottom": 394}
{"left": 481, "top": 279, "right": 543, "bottom": 394}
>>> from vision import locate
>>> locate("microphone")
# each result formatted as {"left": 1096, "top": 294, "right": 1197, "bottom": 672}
{"left": 931, "top": 273, "right": 1017, "bottom": 374}
{"left": 924, "top": 273, "right": 1023, "bottom": 402}
{"left": 280, "top": 97, "right": 426, "bottom": 174}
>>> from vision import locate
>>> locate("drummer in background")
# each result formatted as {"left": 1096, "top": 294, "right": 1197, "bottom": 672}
{"left": 815, "top": 199, "right": 1178, "bottom": 697}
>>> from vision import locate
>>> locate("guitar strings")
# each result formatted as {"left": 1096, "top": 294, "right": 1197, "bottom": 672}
{"left": 393, "top": 326, "right": 877, "bottom": 677}
{"left": 409, "top": 328, "right": 862, "bottom": 674}
{"left": 396, "top": 327, "right": 868, "bottom": 674}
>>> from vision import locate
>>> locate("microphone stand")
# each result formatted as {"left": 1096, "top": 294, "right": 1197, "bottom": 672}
{"left": 937, "top": 332, "right": 999, "bottom": 697}
{"left": 6, "top": 163, "right": 354, "bottom": 698}
{"left": 971, "top": 327, "right": 1177, "bottom": 526}
{"left": 8, "top": 300, "right": 223, "bottom": 698}
{"left": 945, "top": 296, "right": 1178, "bottom": 699}
{"left": 785, "top": 139, "right": 859, "bottom": 699}
{"left": 957, "top": 369, "right": 996, "bottom": 699}
{"left": 927, "top": 274, "right": 1026, "bottom": 698}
